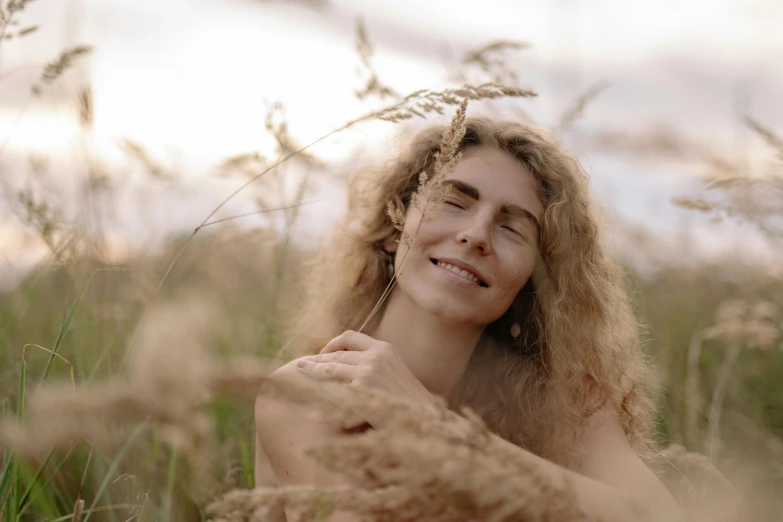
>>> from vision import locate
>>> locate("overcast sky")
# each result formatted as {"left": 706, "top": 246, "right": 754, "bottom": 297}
{"left": 0, "top": 0, "right": 781, "bottom": 282}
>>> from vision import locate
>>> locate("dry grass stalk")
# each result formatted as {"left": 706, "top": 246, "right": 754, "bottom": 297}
{"left": 591, "top": 120, "right": 783, "bottom": 241}
{"left": 77, "top": 85, "right": 93, "bottom": 127}
{"left": 559, "top": 80, "right": 609, "bottom": 132}
{"left": 13, "top": 24, "right": 37, "bottom": 37}
{"left": 32, "top": 45, "right": 93, "bottom": 95}
{"left": 458, "top": 40, "right": 529, "bottom": 86}
{"left": 264, "top": 101, "right": 324, "bottom": 167}
{"left": 361, "top": 99, "right": 469, "bottom": 331}
{"left": 588, "top": 127, "right": 733, "bottom": 169}
{"left": 702, "top": 299, "right": 781, "bottom": 350}
{"left": 212, "top": 380, "right": 592, "bottom": 522}
{"left": 0, "top": 0, "right": 37, "bottom": 43}
{"left": 375, "top": 83, "right": 535, "bottom": 123}
{"left": 15, "top": 183, "right": 82, "bottom": 265}
{"left": 72, "top": 498, "right": 85, "bottom": 522}
{"left": 144, "top": 81, "right": 535, "bottom": 311}
{"left": 5, "top": 0, "right": 38, "bottom": 15}
{"left": 218, "top": 152, "right": 268, "bottom": 177}
{"left": 353, "top": 17, "right": 398, "bottom": 101}
{"left": 16, "top": 188, "right": 64, "bottom": 254}
{"left": 209, "top": 485, "right": 466, "bottom": 522}
{"left": 744, "top": 116, "right": 783, "bottom": 162}
{"left": 393, "top": 97, "right": 469, "bottom": 243}
{"left": 704, "top": 340, "right": 742, "bottom": 461}
{"left": 684, "top": 331, "right": 704, "bottom": 449}
{"left": 700, "top": 299, "right": 782, "bottom": 459}
{"left": 670, "top": 197, "right": 719, "bottom": 213}
{"left": 122, "top": 139, "right": 174, "bottom": 180}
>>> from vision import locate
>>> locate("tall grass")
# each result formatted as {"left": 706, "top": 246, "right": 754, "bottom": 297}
{"left": 0, "top": 2, "right": 781, "bottom": 521}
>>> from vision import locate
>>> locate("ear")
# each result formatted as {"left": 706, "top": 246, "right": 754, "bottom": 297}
{"left": 382, "top": 235, "right": 398, "bottom": 254}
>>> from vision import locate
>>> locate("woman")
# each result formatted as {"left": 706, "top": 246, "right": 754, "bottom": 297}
{"left": 255, "top": 117, "right": 685, "bottom": 521}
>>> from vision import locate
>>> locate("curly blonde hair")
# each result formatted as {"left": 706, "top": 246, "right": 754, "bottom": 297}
{"left": 283, "top": 117, "right": 657, "bottom": 468}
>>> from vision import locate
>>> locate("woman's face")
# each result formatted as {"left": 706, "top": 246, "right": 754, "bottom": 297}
{"left": 389, "top": 145, "right": 545, "bottom": 327}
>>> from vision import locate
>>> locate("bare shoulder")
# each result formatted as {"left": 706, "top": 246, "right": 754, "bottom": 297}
{"left": 255, "top": 359, "right": 305, "bottom": 421}
{"left": 255, "top": 358, "right": 344, "bottom": 488}
{"left": 255, "top": 358, "right": 332, "bottom": 438}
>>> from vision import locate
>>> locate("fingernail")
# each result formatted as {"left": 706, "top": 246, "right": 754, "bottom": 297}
{"left": 296, "top": 359, "right": 307, "bottom": 368}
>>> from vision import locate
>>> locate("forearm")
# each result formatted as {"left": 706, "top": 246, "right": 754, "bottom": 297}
{"left": 485, "top": 431, "right": 684, "bottom": 522}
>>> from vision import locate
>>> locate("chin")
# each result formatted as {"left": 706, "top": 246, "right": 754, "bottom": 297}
{"left": 412, "top": 287, "right": 496, "bottom": 326}
{"left": 432, "top": 305, "right": 484, "bottom": 325}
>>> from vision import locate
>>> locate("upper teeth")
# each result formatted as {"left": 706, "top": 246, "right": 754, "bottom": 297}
{"left": 436, "top": 261, "right": 480, "bottom": 283}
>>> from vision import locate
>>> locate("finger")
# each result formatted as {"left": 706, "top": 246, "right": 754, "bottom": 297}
{"left": 307, "top": 351, "right": 363, "bottom": 365}
{"left": 320, "top": 330, "right": 375, "bottom": 354}
{"left": 296, "top": 359, "right": 355, "bottom": 383}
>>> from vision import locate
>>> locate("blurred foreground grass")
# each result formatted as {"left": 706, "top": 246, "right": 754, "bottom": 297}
{"left": 1, "top": 226, "right": 782, "bottom": 520}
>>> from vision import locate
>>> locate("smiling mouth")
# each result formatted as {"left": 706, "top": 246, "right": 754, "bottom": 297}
{"left": 430, "top": 259, "right": 488, "bottom": 287}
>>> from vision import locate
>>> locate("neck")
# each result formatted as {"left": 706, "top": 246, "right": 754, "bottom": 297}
{"left": 368, "top": 286, "right": 483, "bottom": 401}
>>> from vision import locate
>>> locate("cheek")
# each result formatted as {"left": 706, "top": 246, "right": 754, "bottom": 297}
{"left": 400, "top": 207, "right": 448, "bottom": 248}
{"left": 403, "top": 205, "right": 424, "bottom": 232}
{"left": 497, "top": 252, "right": 536, "bottom": 295}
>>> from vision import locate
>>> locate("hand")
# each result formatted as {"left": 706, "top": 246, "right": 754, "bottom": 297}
{"left": 295, "top": 330, "right": 434, "bottom": 425}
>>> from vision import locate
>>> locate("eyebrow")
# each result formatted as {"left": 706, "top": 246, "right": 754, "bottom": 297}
{"left": 442, "top": 179, "right": 540, "bottom": 231}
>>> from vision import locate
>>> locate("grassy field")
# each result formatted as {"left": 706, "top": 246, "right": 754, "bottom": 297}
{"left": 2, "top": 230, "right": 782, "bottom": 520}
{"left": 1, "top": 2, "right": 782, "bottom": 521}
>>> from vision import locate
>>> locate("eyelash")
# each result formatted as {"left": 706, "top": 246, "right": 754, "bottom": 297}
{"left": 501, "top": 225, "right": 523, "bottom": 238}
{"left": 445, "top": 199, "right": 526, "bottom": 239}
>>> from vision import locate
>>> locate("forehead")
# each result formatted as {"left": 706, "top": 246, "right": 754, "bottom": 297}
{"left": 446, "top": 146, "right": 544, "bottom": 221}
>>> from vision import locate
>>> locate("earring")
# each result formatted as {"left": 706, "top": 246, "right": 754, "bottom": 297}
{"left": 510, "top": 321, "right": 521, "bottom": 340}
{"left": 381, "top": 249, "right": 395, "bottom": 278}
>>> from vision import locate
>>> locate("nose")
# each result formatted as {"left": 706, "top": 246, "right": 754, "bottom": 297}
{"left": 456, "top": 214, "right": 492, "bottom": 254}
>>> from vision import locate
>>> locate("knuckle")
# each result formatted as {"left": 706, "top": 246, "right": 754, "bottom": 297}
{"left": 374, "top": 342, "right": 393, "bottom": 358}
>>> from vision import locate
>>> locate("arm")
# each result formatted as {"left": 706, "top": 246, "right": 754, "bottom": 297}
{"left": 483, "top": 403, "right": 685, "bottom": 522}
{"left": 573, "top": 404, "right": 685, "bottom": 521}
{"left": 258, "top": 358, "right": 684, "bottom": 522}
{"left": 253, "top": 436, "right": 277, "bottom": 488}
{"left": 255, "top": 360, "right": 361, "bottom": 522}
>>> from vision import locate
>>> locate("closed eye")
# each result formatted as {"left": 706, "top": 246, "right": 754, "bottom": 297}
{"left": 501, "top": 224, "right": 526, "bottom": 239}
{"left": 445, "top": 200, "right": 465, "bottom": 210}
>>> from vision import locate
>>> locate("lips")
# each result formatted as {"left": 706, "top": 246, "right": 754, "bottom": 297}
{"left": 430, "top": 258, "right": 489, "bottom": 287}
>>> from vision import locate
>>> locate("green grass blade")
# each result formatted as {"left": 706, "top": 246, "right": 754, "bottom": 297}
{"left": 165, "top": 450, "right": 178, "bottom": 520}
{"left": 0, "top": 352, "right": 29, "bottom": 521}
{"left": 0, "top": 350, "right": 25, "bottom": 510}
{"left": 82, "top": 422, "right": 146, "bottom": 522}
{"left": 237, "top": 434, "right": 253, "bottom": 488}
{"left": 3, "top": 459, "right": 19, "bottom": 522}
{"left": 17, "top": 452, "right": 55, "bottom": 518}
{"left": 39, "top": 269, "right": 121, "bottom": 386}
{"left": 17, "top": 359, "right": 25, "bottom": 418}
{"left": 0, "top": 454, "right": 16, "bottom": 521}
